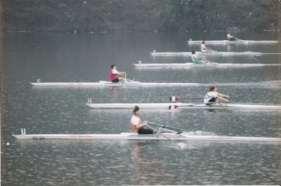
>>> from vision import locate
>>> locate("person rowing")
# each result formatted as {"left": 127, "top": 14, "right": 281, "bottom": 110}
{"left": 191, "top": 50, "right": 208, "bottom": 64}
{"left": 200, "top": 40, "right": 208, "bottom": 52}
{"left": 130, "top": 106, "right": 155, "bottom": 134}
{"left": 169, "top": 96, "right": 180, "bottom": 110}
{"left": 227, "top": 33, "right": 238, "bottom": 41}
{"left": 201, "top": 40, "right": 216, "bottom": 53}
{"left": 191, "top": 50, "right": 202, "bottom": 64}
{"left": 109, "top": 64, "right": 126, "bottom": 83}
{"left": 204, "top": 85, "right": 230, "bottom": 105}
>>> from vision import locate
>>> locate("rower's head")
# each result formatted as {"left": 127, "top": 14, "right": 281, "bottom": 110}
{"left": 110, "top": 64, "right": 116, "bottom": 69}
{"left": 202, "top": 40, "right": 205, "bottom": 44}
{"left": 208, "top": 85, "right": 217, "bottom": 92}
{"left": 133, "top": 105, "right": 140, "bottom": 115}
{"left": 192, "top": 50, "right": 196, "bottom": 54}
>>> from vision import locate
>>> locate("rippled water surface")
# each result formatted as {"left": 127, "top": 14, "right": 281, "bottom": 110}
{"left": 4, "top": 32, "right": 281, "bottom": 185}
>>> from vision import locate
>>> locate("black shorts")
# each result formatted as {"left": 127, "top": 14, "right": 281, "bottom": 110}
{"left": 228, "top": 38, "right": 236, "bottom": 41}
{"left": 138, "top": 127, "right": 154, "bottom": 134}
{"left": 111, "top": 78, "right": 119, "bottom": 83}
{"left": 206, "top": 97, "right": 217, "bottom": 105}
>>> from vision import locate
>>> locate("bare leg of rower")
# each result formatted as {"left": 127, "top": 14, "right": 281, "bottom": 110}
{"left": 118, "top": 72, "right": 127, "bottom": 81}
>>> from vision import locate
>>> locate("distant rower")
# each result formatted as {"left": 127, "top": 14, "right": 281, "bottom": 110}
{"left": 227, "top": 33, "right": 237, "bottom": 41}
{"left": 200, "top": 40, "right": 207, "bottom": 52}
{"left": 169, "top": 96, "right": 180, "bottom": 110}
{"left": 109, "top": 65, "right": 126, "bottom": 83}
{"left": 130, "top": 106, "right": 154, "bottom": 134}
{"left": 191, "top": 50, "right": 208, "bottom": 64}
{"left": 191, "top": 50, "right": 201, "bottom": 64}
{"left": 204, "top": 86, "right": 230, "bottom": 105}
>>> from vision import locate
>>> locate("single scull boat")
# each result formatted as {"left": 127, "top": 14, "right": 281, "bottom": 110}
{"left": 86, "top": 102, "right": 281, "bottom": 110}
{"left": 187, "top": 40, "right": 279, "bottom": 45}
{"left": 134, "top": 62, "right": 281, "bottom": 70}
{"left": 13, "top": 131, "right": 281, "bottom": 144}
{"left": 150, "top": 51, "right": 281, "bottom": 57}
{"left": 30, "top": 80, "right": 281, "bottom": 89}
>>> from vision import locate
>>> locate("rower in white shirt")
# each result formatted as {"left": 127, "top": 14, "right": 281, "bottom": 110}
{"left": 204, "top": 86, "right": 230, "bottom": 105}
{"left": 191, "top": 50, "right": 202, "bottom": 64}
{"left": 226, "top": 33, "right": 237, "bottom": 41}
{"left": 130, "top": 106, "right": 154, "bottom": 134}
{"left": 191, "top": 50, "right": 209, "bottom": 64}
{"left": 200, "top": 40, "right": 208, "bottom": 52}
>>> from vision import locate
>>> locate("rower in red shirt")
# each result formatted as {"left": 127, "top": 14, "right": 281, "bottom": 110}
{"left": 109, "top": 64, "right": 126, "bottom": 83}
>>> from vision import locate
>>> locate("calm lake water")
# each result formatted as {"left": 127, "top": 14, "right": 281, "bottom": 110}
{"left": 3, "top": 31, "right": 281, "bottom": 185}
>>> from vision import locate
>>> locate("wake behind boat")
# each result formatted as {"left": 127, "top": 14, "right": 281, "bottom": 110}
{"left": 134, "top": 62, "right": 281, "bottom": 70}
{"left": 86, "top": 102, "right": 281, "bottom": 110}
{"left": 150, "top": 50, "right": 281, "bottom": 57}
{"left": 187, "top": 40, "right": 279, "bottom": 46}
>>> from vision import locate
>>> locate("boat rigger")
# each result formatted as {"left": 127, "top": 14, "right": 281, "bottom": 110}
{"left": 86, "top": 102, "right": 281, "bottom": 110}
{"left": 187, "top": 40, "right": 279, "bottom": 45}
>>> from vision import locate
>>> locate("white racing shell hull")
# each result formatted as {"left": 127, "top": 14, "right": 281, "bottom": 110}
{"left": 13, "top": 132, "right": 281, "bottom": 143}
{"left": 31, "top": 80, "right": 281, "bottom": 89}
{"left": 150, "top": 51, "right": 281, "bottom": 57}
{"left": 29, "top": 81, "right": 226, "bottom": 88}
{"left": 86, "top": 102, "right": 281, "bottom": 110}
{"left": 187, "top": 40, "right": 279, "bottom": 45}
{"left": 134, "top": 63, "right": 281, "bottom": 70}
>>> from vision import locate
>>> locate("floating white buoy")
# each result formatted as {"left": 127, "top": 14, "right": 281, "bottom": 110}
{"left": 6, "top": 142, "right": 10, "bottom": 146}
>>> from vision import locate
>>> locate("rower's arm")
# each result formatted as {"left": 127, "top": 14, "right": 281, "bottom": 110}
{"left": 218, "top": 96, "right": 230, "bottom": 103}
{"left": 234, "top": 36, "right": 241, "bottom": 40}
{"left": 136, "top": 123, "right": 144, "bottom": 127}
{"left": 120, "top": 72, "right": 127, "bottom": 80}
{"left": 136, "top": 118, "right": 146, "bottom": 128}
{"left": 130, "top": 122, "right": 145, "bottom": 132}
{"left": 218, "top": 92, "right": 230, "bottom": 99}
